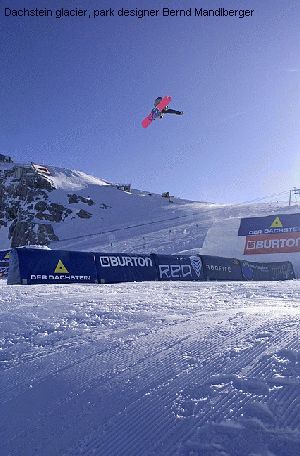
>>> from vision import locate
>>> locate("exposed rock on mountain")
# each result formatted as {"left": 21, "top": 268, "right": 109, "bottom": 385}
{"left": 0, "top": 161, "right": 100, "bottom": 247}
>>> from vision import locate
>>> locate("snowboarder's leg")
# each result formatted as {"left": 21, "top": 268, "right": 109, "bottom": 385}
{"left": 163, "top": 108, "right": 183, "bottom": 115}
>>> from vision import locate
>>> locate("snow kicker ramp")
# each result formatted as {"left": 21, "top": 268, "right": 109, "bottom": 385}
{"left": 201, "top": 211, "right": 300, "bottom": 278}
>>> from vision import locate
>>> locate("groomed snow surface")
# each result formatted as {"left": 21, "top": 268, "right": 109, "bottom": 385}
{"left": 1, "top": 280, "right": 299, "bottom": 455}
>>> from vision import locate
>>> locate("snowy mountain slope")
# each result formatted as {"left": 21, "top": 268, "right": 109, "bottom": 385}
{"left": 28, "top": 165, "right": 300, "bottom": 258}
{"left": 1, "top": 159, "right": 205, "bottom": 250}
{"left": 1, "top": 280, "right": 299, "bottom": 455}
{"left": 51, "top": 198, "right": 300, "bottom": 266}
{"left": 42, "top": 166, "right": 111, "bottom": 190}
{"left": 1, "top": 158, "right": 300, "bottom": 263}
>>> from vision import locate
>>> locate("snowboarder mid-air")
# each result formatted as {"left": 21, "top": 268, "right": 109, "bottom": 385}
{"left": 141, "top": 95, "right": 182, "bottom": 128}
{"left": 154, "top": 97, "right": 183, "bottom": 118}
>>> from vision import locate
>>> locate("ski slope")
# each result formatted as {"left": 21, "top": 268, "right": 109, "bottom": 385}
{"left": 50, "top": 198, "right": 298, "bottom": 255}
{"left": 1, "top": 280, "right": 299, "bottom": 455}
{"left": 45, "top": 166, "right": 300, "bottom": 261}
{"left": 2, "top": 161, "right": 299, "bottom": 261}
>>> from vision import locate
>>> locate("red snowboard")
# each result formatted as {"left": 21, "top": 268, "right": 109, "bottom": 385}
{"left": 141, "top": 96, "right": 172, "bottom": 128}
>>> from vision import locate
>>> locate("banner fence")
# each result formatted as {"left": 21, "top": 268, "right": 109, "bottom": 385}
{"left": 7, "top": 248, "right": 295, "bottom": 285}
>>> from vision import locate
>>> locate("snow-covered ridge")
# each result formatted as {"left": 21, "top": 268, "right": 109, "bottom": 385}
{"left": 0, "top": 159, "right": 111, "bottom": 190}
{"left": 45, "top": 166, "right": 111, "bottom": 191}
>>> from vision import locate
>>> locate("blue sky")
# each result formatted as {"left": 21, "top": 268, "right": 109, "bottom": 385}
{"left": 1, "top": 0, "right": 300, "bottom": 203}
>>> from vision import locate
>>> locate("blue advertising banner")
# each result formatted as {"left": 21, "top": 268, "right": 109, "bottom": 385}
{"left": 153, "top": 254, "right": 204, "bottom": 281}
{"left": 238, "top": 213, "right": 300, "bottom": 236}
{"left": 241, "top": 260, "right": 295, "bottom": 281}
{"left": 0, "top": 249, "right": 10, "bottom": 278}
{"left": 201, "top": 255, "right": 243, "bottom": 281}
{"left": 7, "top": 249, "right": 295, "bottom": 285}
{"left": 95, "top": 253, "right": 157, "bottom": 283}
{"left": 0, "top": 249, "right": 10, "bottom": 261}
{"left": 7, "top": 248, "right": 98, "bottom": 284}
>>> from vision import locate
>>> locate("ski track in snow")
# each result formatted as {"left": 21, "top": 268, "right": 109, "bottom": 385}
{"left": 0, "top": 281, "right": 299, "bottom": 456}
